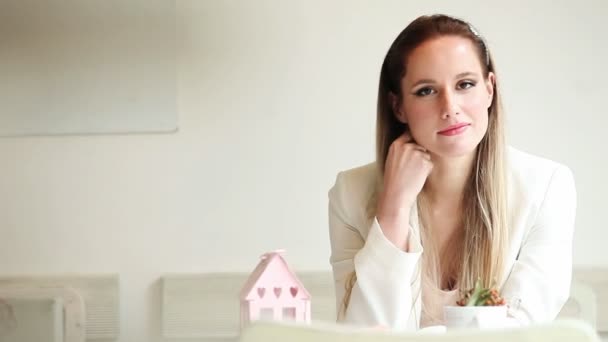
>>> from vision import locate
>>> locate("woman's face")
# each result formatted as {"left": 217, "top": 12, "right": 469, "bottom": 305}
{"left": 394, "top": 35, "right": 495, "bottom": 158}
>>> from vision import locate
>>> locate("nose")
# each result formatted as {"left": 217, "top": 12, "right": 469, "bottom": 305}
{"left": 440, "top": 89, "right": 460, "bottom": 119}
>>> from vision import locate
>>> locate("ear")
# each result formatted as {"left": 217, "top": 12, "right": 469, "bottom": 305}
{"left": 388, "top": 92, "right": 407, "bottom": 124}
{"left": 485, "top": 72, "right": 495, "bottom": 108}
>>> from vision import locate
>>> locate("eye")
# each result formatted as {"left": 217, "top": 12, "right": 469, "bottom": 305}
{"left": 414, "top": 87, "right": 435, "bottom": 97}
{"left": 458, "top": 80, "right": 476, "bottom": 90}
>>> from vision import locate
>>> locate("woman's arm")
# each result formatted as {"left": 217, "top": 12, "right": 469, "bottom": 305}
{"left": 501, "top": 165, "right": 577, "bottom": 324}
{"left": 328, "top": 171, "right": 423, "bottom": 330}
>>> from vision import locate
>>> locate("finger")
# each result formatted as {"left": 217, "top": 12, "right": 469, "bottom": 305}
{"left": 406, "top": 143, "right": 428, "bottom": 155}
{"left": 412, "top": 145, "right": 427, "bottom": 153}
{"left": 414, "top": 149, "right": 431, "bottom": 161}
{"left": 394, "top": 132, "right": 413, "bottom": 145}
{"left": 424, "top": 158, "right": 434, "bottom": 172}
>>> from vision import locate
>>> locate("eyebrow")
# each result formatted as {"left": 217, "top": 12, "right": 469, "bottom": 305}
{"left": 410, "top": 72, "right": 478, "bottom": 88}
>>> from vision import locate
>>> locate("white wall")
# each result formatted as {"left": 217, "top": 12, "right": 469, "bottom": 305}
{"left": 0, "top": 1, "right": 606, "bottom": 341}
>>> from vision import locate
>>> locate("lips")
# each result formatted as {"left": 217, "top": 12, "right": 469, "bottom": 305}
{"left": 438, "top": 123, "right": 470, "bottom": 136}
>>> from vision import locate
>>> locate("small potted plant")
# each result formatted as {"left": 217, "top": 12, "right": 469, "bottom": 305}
{"left": 443, "top": 279, "right": 508, "bottom": 329}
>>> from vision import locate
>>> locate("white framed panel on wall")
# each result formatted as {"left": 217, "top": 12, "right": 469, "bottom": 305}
{"left": 0, "top": 0, "right": 177, "bottom": 136}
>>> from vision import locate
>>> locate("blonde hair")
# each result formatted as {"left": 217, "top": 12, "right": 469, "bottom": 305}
{"left": 340, "top": 14, "right": 509, "bottom": 320}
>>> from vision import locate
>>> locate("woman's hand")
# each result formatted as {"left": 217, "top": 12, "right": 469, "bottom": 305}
{"left": 376, "top": 132, "right": 433, "bottom": 249}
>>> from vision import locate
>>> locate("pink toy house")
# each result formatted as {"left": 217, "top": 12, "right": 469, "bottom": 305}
{"left": 239, "top": 250, "right": 311, "bottom": 329}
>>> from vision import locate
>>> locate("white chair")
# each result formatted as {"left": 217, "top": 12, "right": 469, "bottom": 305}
{"left": 239, "top": 319, "right": 601, "bottom": 342}
{"left": 0, "top": 286, "right": 85, "bottom": 342}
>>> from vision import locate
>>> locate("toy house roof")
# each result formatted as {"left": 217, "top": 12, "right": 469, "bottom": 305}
{"left": 239, "top": 250, "right": 311, "bottom": 301}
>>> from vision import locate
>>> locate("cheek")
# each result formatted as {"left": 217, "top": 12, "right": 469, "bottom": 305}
{"left": 463, "top": 97, "right": 490, "bottom": 136}
{"left": 403, "top": 106, "right": 438, "bottom": 144}
{"left": 462, "top": 94, "right": 490, "bottom": 119}
{"left": 403, "top": 102, "right": 436, "bottom": 127}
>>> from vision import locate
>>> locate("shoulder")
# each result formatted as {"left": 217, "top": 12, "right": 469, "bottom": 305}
{"left": 507, "top": 146, "right": 575, "bottom": 196}
{"left": 506, "top": 146, "right": 576, "bottom": 220}
{"left": 333, "top": 162, "right": 379, "bottom": 187}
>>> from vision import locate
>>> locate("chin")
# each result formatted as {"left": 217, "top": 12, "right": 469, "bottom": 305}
{"left": 429, "top": 140, "right": 479, "bottom": 159}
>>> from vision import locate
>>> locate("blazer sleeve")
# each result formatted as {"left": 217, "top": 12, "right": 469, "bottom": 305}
{"left": 501, "top": 165, "right": 577, "bottom": 324}
{"left": 328, "top": 171, "right": 423, "bottom": 330}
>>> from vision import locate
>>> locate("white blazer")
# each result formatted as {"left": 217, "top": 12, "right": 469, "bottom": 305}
{"left": 328, "top": 146, "right": 577, "bottom": 330}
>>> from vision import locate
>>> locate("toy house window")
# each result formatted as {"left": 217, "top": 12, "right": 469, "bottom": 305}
{"left": 259, "top": 308, "right": 273, "bottom": 320}
{"left": 282, "top": 307, "right": 296, "bottom": 320}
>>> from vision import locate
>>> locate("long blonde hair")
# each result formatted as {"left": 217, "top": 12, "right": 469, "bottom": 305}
{"left": 340, "top": 14, "right": 509, "bottom": 319}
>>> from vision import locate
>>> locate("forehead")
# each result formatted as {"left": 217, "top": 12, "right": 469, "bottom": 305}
{"left": 404, "top": 36, "right": 484, "bottom": 82}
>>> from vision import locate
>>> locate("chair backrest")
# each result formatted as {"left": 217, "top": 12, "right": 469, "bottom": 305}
{"left": 0, "top": 286, "right": 85, "bottom": 342}
{"left": 239, "top": 319, "right": 601, "bottom": 342}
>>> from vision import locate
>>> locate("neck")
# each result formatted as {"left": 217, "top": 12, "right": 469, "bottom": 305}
{"left": 423, "top": 150, "right": 477, "bottom": 207}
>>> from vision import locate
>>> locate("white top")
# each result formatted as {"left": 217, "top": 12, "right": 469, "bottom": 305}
{"left": 328, "top": 146, "right": 576, "bottom": 330}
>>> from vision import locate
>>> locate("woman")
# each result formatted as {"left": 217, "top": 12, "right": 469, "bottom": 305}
{"left": 328, "top": 14, "right": 576, "bottom": 330}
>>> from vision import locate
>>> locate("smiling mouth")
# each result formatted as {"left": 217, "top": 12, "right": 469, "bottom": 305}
{"left": 438, "top": 123, "right": 470, "bottom": 136}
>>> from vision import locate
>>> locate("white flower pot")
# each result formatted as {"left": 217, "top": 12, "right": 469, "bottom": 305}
{"left": 443, "top": 305, "right": 508, "bottom": 330}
